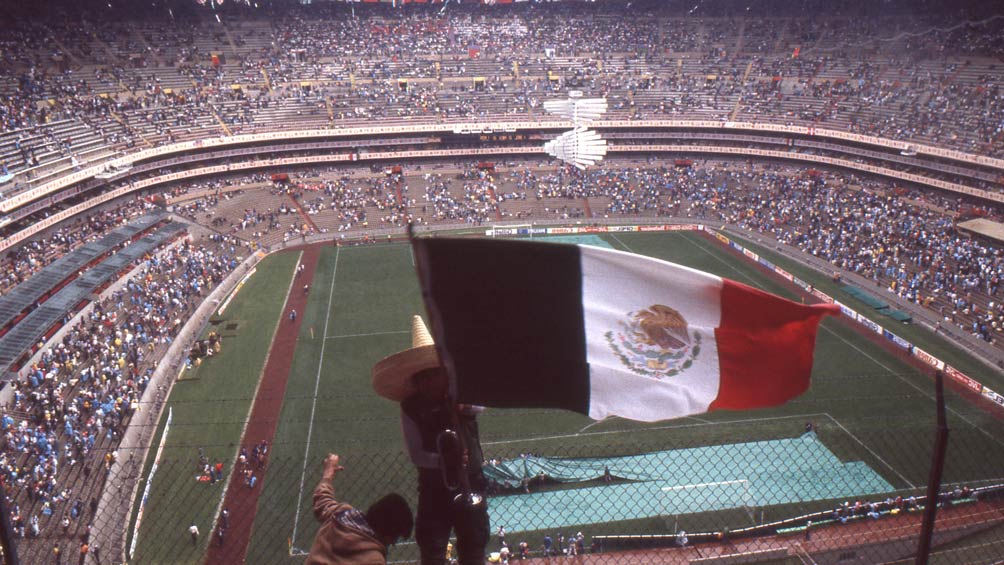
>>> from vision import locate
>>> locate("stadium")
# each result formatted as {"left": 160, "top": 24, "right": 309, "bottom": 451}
{"left": 1, "top": 0, "right": 1004, "bottom": 562}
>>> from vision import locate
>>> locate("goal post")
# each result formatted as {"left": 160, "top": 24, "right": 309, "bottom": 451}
{"left": 488, "top": 223, "right": 539, "bottom": 238}
{"left": 660, "top": 479, "right": 755, "bottom": 529}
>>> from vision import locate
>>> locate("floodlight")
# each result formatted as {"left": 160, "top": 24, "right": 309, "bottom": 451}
{"left": 544, "top": 127, "right": 607, "bottom": 170}
{"left": 543, "top": 96, "right": 608, "bottom": 126}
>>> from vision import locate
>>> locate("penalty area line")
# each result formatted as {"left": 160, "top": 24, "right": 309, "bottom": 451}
{"left": 823, "top": 412, "right": 916, "bottom": 489}
{"left": 325, "top": 330, "right": 410, "bottom": 340}
{"left": 483, "top": 413, "right": 830, "bottom": 446}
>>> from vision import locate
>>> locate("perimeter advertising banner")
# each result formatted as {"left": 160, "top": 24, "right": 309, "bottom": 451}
{"left": 883, "top": 329, "right": 912, "bottom": 351}
{"left": 912, "top": 346, "right": 945, "bottom": 371}
{"left": 835, "top": 301, "right": 857, "bottom": 319}
{"left": 811, "top": 288, "right": 835, "bottom": 303}
{"left": 982, "top": 387, "right": 1004, "bottom": 407}
{"left": 946, "top": 365, "right": 984, "bottom": 394}
{"left": 858, "top": 316, "right": 883, "bottom": 335}
{"left": 487, "top": 224, "right": 705, "bottom": 236}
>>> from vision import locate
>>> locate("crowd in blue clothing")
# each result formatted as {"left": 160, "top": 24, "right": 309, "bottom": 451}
{"left": 495, "top": 161, "right": 1004, "bottom": 346}
{"left": 1, "top": 199, "right": 154, "bottom": 295}
{"left": 1, "top": 236, "right": 240, "bottom": 542}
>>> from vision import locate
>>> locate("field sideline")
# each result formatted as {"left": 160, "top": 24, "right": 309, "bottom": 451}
{"left": 130, "top": 228, "right": 1004, "bottom": 563}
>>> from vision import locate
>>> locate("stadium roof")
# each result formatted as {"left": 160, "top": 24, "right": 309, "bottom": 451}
{"left": 957, "top": 218, "right": 1004, "bottom": 246}
{"left": 0, "top": 221, "right": 187, "bottom": 378}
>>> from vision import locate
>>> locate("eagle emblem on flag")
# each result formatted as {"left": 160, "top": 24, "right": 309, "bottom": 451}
{"left": 605, "top": 305, "right": 702, "bottom": 379}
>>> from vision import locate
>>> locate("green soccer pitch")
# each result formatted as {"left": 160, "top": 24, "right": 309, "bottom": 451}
{"left": 130, "top": 229, "right": 1004, "bottom": 563}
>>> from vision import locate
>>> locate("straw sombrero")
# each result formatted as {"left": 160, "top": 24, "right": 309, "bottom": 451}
{"left": 372, "top": 315, "right": 441, "bottom": 402}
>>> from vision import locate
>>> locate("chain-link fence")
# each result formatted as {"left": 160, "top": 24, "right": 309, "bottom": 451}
{"left": 4, "top": 387, "right": 1004, "bottom": 565}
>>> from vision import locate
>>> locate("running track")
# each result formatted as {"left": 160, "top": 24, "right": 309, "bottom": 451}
{"left": 205, "top": 244, "right": 321, "bottom": 564}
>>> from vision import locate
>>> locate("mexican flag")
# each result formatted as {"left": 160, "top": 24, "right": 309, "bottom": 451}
{"left": 414, "top": 237, "right": 839, "bottom": 422}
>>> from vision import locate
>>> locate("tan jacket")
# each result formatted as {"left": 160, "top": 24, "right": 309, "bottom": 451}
{"left": 305, "top": 480, "right": 387, "bottom": 565}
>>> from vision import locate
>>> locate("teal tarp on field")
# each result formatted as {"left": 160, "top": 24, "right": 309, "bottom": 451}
{"left": 841, "top": 285, "right": 889, "bottom": 310}
{"left": 484, "top": 433, "right": 894, "bottom": 534}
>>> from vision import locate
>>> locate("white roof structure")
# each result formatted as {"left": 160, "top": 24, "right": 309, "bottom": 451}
{"left": 544, "top": 127, "right": 608, "bottom": 170}
{"left": 542, "top": 92, "right": 609, "bottom": 169}
{"left": 542, "top": 97, "right": 608, "bottom": 126}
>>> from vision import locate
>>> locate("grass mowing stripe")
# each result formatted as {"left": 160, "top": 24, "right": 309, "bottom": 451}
{"left": 481, "top": 413, "right": 830, "bottom": 446}
{"left": 324, "top": 329, "right": 410, "bottom": 340}
{"left": 290, "top": 246, "right": 340, "bottom": 549}
{"left": 818, "top": 316, "right": 1004, "bottom": 450}
{"left": 823, "top": 412, "right": 916, "bottom": 488}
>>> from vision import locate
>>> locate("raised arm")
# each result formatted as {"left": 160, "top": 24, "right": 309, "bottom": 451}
{"left": 313, "top": 453, "right": 347, "bottom": 523}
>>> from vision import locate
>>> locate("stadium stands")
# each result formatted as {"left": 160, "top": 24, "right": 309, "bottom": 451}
{"left": 3, "top": 0, "right": 1004, "bottom": 561}
{"left": 0, "top": 220, "right": 187, "bottom": 375}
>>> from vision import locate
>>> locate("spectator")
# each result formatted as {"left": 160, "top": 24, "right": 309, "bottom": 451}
{"left": 305, "top": 453, "right": 413, "bottom": 565}
{"left": 372, "top": 316, "right": 490, "bottom": 565}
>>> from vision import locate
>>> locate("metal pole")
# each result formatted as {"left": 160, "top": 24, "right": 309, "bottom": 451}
{"left": 408, "top": 224, "right": 482, "bottom": 510}
{"left": 0, "top": 493, "right": 20, "bottom": 565}
{"left": 916, "top": 370, "right": 949, "bottom": 565}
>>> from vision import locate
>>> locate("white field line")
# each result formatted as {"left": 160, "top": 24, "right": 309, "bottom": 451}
{"left": 823, "top": 412, "right": 916, "bottom": 489}
{"left": 576, "top": 414, "right": 710, "bottom": 435}
{"left": 325, "top": 330, "right": 410, "bottom": 340}
{"left": 483, "top": 413, "right": 830, "bottom": 446}
{"left": 211, "top": 251, "right": 302, "bottom": 545}
{"left": 577, "top": 418, "right": 618, "bottom": 434}
{"left": 290, "top": 246, "right": 341, "bottom": 551}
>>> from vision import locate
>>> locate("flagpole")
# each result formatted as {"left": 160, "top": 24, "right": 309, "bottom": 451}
{"left": 407, "top": 224, "right": 482, "bottom": 509}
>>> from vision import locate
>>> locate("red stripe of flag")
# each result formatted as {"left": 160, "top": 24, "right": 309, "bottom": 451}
{"left": 710, "top": 280, "right": 839, "bottom": 411}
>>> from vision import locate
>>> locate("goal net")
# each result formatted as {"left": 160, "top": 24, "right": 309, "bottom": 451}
{"left": 660, "top": 479, "right": 756, "bottom": 528}
{"left": 488, "top": 224, "right": 542, "bottom": 238}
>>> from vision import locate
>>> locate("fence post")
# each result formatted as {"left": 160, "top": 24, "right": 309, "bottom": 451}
{"left": 916, "top": 370, "right": 949, "bottom": 565}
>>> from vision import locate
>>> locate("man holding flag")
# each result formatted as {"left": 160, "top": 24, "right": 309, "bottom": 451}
{"left": 375, "top": 235, "right": 837, "bottom": 562}
{"left": 373, "top": 317, "right": 490, "bottom": 565}
{"left": 409, "top": 236, "right": 839, "bottom": 423}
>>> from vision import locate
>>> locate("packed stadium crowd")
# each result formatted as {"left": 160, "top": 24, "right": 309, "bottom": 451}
{"left": 2, "top": 0, "right": 1004, "bottom": 560}
{"left": 109, "top": 155, "right": 1004, "bottom": 349}
{"left": 1, "top": 231, "right": 241, "bottom": 546}
{"left": 2, "top": 1, "right": 1004, "bottom": 194}
{"left": 0, "top": 199, "right": 155, "bottom": 295}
